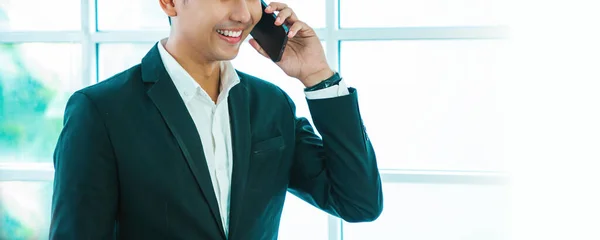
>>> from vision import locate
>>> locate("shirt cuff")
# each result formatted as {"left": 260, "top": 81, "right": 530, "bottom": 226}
{"left": 304, "top": 79, "right": 350, "bottom": 100}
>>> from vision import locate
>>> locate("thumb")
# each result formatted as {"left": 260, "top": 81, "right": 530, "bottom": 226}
{"left": 248, "top": 38, "right": 270, "bottom": 59}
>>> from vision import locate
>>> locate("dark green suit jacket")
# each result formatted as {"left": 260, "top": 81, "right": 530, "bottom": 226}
{"left": 50, "top": 45, "right": 383, "bottom": 240}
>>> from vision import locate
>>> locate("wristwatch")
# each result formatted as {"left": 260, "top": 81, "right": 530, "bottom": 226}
{"left": 304, "top": 72, "right": 342, "bottom": 92}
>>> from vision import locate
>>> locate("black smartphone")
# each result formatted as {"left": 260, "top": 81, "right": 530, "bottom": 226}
{"left": 250, "top": 0, "right": 289, "bottom": 62}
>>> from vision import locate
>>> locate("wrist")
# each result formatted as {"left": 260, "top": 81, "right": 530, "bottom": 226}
{"left": 301, "top": 68, "right": 335, "bottom": 88}
{"left": 304, "top": 72, "right": 342, "bottom": 92}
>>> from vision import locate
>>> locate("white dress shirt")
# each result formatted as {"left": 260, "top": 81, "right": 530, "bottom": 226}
{"left": 156, "top": 39, "right": 349, "bottom": 236}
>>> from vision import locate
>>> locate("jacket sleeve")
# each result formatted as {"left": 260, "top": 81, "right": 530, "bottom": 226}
{"left": 284, "top": 88, "right": 384, "bottom": 222}
{"left": 49, "top": 91, "right": 118, "bottom": 239}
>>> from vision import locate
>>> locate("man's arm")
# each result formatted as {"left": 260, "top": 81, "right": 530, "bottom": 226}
{"left": 284, "top": 87, "right": 384, "bottom": 222}
{"left": 50, "top": 91, "right": 118, "bottom": 239}
{"left": 252, "top": 1, "right": 381, "bottom": 222}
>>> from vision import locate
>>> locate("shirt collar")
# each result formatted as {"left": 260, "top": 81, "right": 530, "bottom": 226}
{"left": 156, "top": 39, "right": 240, "bottom": 103}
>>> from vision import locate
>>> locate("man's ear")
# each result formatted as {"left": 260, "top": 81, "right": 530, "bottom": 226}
{"left": 159, "top": 0, "right": 177, "bottom": 19}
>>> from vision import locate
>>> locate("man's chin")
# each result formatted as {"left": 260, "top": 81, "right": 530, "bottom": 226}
{"left": 216, "top": 48, "right": 241, "bottom": 61}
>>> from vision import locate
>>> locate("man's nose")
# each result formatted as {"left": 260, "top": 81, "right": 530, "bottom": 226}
{"left": 230, "top": 0, "right": 252, "bottom": 24}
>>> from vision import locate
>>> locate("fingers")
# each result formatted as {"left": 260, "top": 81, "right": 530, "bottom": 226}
{"left": 266, "top": 2, "right": 299, "bottom": 26}
{"left": 275, "top": 8, "right": 298, "bottom": 26}
{"left": 248, "top": 38, "right": 269, "bottom": 59}
{"left": 264, "top": 2, "right": 310, "bottom": 38}
{"left": 287, "top": 21, "right": 306, "bottom": 38}
{"left": 265, "top": 2, "right": 288, "bottom": 13}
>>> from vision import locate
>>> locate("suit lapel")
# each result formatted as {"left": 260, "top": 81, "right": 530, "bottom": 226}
{"left": 141, "top": 45, "right": 225, "bottom": 238}
{"left": 227, "top": 72, "right": 252, "bottom": 240}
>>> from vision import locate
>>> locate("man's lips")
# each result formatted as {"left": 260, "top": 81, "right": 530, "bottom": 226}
{"left": 216, "top": 30, "right": 243, "bottom": 44}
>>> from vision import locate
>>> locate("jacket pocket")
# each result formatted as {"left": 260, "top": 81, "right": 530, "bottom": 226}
{"left": 248, "top": 135, "right": 287, "bottom": 191}
{"left": 251, "top": 135, "right": 285, "bottom": 155}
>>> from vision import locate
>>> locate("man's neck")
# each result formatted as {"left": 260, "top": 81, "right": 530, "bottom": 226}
{"left": 163, "top": 37, "right": 221, "bottom": 103}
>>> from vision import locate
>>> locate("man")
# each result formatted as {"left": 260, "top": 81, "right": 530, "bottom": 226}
{"left": 49, "top": 0, "right": 383, "bottom": 239}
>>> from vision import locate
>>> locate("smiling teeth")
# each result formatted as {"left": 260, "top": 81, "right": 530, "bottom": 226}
{"left": 217, "top": 29, "right": 242, "bottom": 37}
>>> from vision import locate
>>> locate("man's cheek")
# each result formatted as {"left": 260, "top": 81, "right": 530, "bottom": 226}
{"left": 252, "top": 14, "right": 261, "bottom": 25}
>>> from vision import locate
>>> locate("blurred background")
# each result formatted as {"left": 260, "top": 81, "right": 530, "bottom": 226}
{"left": 0, "top": 0, "right": 514, "bottom": 239}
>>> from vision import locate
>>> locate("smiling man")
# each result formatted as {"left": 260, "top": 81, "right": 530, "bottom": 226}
{"left": 49, "top": 0, "right": 383, "bottom": 239}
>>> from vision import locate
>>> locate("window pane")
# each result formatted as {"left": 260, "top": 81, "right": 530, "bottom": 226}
{"left": 0, "top": 43, "right": 81, "bottom": 163}
{"left": 340, "top": 40, "right": 507, "bottom": 171}
{"left": 0, "top": 0, "right": 80, "bottom": 31}
{"left": 96, "top": 0, "right": 324, "bottom": 31}
{"left": 343, "top": 182, "right": 509, "bottom": 240}
{"left": 278, "top": 193, "right": 329, "bottom": 240}
{"left": 97, "top": 43, "right": 155, "bottom": 81}
{"left": 96, "top": 0, "right": 169, "bottom": 31}
{"left": 0, "top": 181, "right": 53, "bottom": 240}
{"left": 340, "top": 0, "right": 508, "bottom": 28}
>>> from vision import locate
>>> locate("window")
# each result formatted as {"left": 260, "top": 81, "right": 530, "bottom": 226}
{"left": 340, "top": 40, "right": 508, "bottom": 171}
{"left": 340, "top": 0, "right": 508, "bottom": 28}
{"left": 96, "top": 0, "right": 170, "bottom": 31}
{"left": 343, "top": 182, "right": 509, "bottom": 240}
{"left": 97, "top": 43, "right": 155, "bottom": 81}
{"left": 0, "top": 0, "right": 508, "bottom": 239}
{"left": 0, "top": 0, "right": 80, "bottom": 31}
{"left": 0, "top": 181, "right": 53, "bottom": 240}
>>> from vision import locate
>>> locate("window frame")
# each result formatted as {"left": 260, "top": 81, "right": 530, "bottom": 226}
{"left": 0, "top": 0, "right": 509, "bottom": 239}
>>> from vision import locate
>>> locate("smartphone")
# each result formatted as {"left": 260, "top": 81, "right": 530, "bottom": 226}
{"left": 250, "top": 0, "right": 289, "bottom": 62}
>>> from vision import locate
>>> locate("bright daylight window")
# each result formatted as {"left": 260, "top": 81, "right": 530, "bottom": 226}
{"left": 0, "top": 0, "right": 509, "bottom": 239}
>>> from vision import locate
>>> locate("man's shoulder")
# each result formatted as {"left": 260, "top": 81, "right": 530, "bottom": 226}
{"left": 235, "top": 70, "right": 296, "bottom": 117}
{"left": 235, "top": 70, "right": 288, "bottom": 98}
{"left": 75, "top": 64, "right": 143, "bottom": 103}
